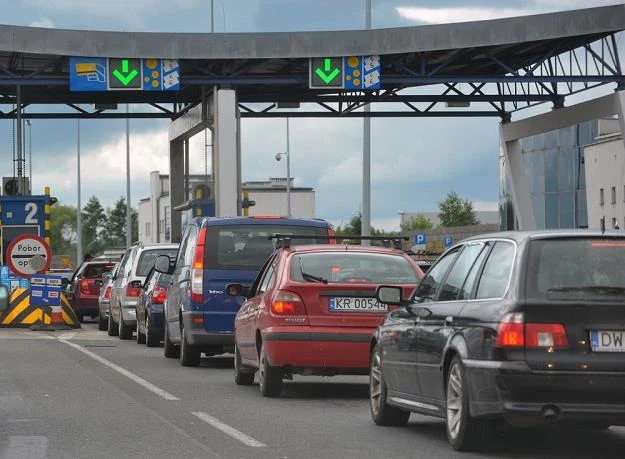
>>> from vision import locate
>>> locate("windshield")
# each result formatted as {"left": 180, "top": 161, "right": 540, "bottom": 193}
{"left": 526, "top": 238, "right": 625, "bottom": 299}
{"left": 290, "top": 252, "right": 420, "bottom": 284}
{"left": 204, "top": 224, "right": 330, "bottom": 271}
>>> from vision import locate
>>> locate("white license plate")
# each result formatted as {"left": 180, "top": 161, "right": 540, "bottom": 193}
{"left": 328, "top": 297, "right": 387, "bottom": 312}
{"left": 590, "top": 330, "right": 625, "bottom": 352}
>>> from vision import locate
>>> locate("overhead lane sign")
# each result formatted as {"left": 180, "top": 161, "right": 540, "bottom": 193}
{"left": 309, "top": 56, "right": 381, "bottom": 90}
{"left": 70, "top": 57, "right": 180, "bottom": 92}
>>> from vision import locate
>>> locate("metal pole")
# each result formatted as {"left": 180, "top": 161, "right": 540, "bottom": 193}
{"left": 27, "top": 120, "right": 32, "bottom": 193}
{"left": 362, "top": 0, "right": 372, "bottom": 245}
{"left": 286, "top": 118, "right": 291, "bottom": 218}
{"left": 16, "top": 86, "right": 23, "bottom": 195}
{"left": 126, "top": 104, "right": 132, "bottom": 248}
{"left": 211, "top": 0, "right": 215, "bottom": 33}
{"left": 76, "top": 119, "right": 83, "bottom": 266}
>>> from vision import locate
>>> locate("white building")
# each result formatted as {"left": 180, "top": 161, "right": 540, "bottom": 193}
{"left": 583, "top": 118, "right": 625, "bottom": 230}
{"left": 137, "top": 171, "right": 316, "bottom": 244}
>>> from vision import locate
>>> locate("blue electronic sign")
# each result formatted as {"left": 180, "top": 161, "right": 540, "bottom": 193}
{"left": 344, "top": 55, "right": 381, "bottom": 90}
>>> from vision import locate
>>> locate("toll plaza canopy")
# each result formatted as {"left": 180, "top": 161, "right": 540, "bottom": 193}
{"left": 0, "top": 4, "right": 624, "bottom": 120}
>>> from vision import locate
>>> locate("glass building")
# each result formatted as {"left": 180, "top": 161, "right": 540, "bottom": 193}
{"left": 500, "top": 120, "right": 598, "bottom": 230}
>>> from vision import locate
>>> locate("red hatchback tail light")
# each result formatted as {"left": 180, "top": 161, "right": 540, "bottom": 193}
{"left": 126, "top": 284, "right": 142, "bottom": 297}
{"left": 496, "top": 313, "right": 568, "bottom": 349}
{"left": 271, "top": 290, "right": 307, "bottom": 316}
{"left": 80, "top": 279, "right": 90, "bottom": 294}
{"left": 151, "top": 285, "right": 167, "bottom": 304}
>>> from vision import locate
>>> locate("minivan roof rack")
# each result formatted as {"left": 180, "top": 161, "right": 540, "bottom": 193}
{"left": 269, "top": 234, "right": 409, "bottom": 249}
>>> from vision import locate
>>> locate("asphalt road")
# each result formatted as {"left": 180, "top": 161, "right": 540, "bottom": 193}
{"left": 2, "top": 322, "right": 625, "bottom": 459}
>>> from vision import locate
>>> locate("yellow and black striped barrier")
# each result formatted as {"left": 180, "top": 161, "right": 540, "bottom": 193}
{"left": 0, "top": 288, "right": 80, "bottom": 328}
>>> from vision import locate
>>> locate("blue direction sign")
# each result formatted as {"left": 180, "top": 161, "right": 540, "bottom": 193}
{"left": 444, "top": 236, "right": 454, "bottom": 249}
{"left": 415, "top": 234, "right": 426, "bottom": 245}
{"left": 70, "top": 57, "right": 180, "bottom": 92}
{"left": 30, "top": 274, "right": 62, "bottom": 307}
{"left": 344, "top": 56, "right": 381, "bottom": 90}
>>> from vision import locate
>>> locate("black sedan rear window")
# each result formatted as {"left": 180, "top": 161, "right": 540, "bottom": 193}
{"left": 290, "top": 252, "right": 419, "bottom": 284}
{"left": 526, "top": 238, "right": 625, "bottom": 299}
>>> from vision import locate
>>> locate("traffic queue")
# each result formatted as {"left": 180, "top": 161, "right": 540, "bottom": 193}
{"left": 66, "top": 216, "right": 625, "bottom": 452}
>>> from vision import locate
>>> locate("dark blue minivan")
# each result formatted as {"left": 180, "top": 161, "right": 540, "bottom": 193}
{"left": 156, "top": 216, "right": 334, "bottom": 366}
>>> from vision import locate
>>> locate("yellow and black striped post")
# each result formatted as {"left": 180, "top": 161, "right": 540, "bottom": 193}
{"left": 44, "top": 186, "right": 51, "bottom": 252}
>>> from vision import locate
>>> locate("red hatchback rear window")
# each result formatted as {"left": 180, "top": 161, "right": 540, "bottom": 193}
{"left": 83, "top": 263, "right": 116, "bottom": 279}
{"left": 290, "top": 252, "right": 419, "bottom": 284}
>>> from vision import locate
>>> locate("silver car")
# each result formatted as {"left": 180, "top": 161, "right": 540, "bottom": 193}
{"left": 97, "top": 264, "right": 118, "bottom": 331}
{"left": 108, "top": 243, "right": 179, "bottom": 339}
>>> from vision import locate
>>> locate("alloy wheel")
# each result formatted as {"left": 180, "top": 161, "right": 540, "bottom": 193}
{"left": 447, "top": 362, "right": 463, "bottom": 440}
{"left": 370, "top": 349, "right": 382, "bottom": 417}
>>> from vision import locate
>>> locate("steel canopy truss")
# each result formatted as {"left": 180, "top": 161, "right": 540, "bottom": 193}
{"left": 0, "top": 33, "right": 622, "bottom": 120}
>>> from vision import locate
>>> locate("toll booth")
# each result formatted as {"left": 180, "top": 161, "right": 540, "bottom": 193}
{"left": 175, "top": 198, "right": 215, "bottom": 231}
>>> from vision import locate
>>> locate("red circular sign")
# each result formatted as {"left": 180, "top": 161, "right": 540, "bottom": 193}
{"left": 6, "top": 234, "right": 52, "bottom": 278}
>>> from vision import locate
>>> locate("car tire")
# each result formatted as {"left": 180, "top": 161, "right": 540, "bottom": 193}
{"left": 98, "top": 313, "right": 107, "bottom": 331}
{"left": 118, "top": 311, "right": 133, "bottom": 340}
{"left": 107, "top": 308, "right": 119, "bottom": 337}
{"left": 234, "top": 343, "right": 255, "bottom": 386}
{"left": 77, "top": 312, "right": 84, "bottom": 323}
{"left": 163, "top": 320, "right": 180, "bottom": 358}
{"left": 145, "top": 314, "right": 160, "bottom": 348}
{"left": 258, "top": 342, "right": 282, "bottom": 397}
{"left": 180, "top": 323, "right": 201, "bottom": 367}
{"left": 446, "top": 356, "right": 493, "bottom": 451}
{"left": 136, "top": 314, "right": 146, "bottom": 345}
{"left": 369, "top": 344, "right": 410, "bottom": 426}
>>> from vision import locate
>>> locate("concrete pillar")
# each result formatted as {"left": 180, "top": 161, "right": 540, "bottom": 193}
{"left": 149, "top": 171, "right": 161, "bottom": 243}
{"left": 213, "top": 88, "right": 239, "bottom": 217}
{"left": 169, "top": 140, "right": 185, "bottom": 243}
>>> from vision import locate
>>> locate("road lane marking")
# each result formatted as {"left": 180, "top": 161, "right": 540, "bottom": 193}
{"left": 3, "top": 436, "right": 47, "bottom": 459}
{"left": 59, "top": 339, "right": 180, "bottom": 401}
{"left": 191, "top": 412, "right": 267, "bottom": 448}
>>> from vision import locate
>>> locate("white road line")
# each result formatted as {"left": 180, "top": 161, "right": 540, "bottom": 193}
{"left": 191, "top": 412, "right": 267, "bottom": 448}
{"left": 3, "top": 436, "right": 48, "bottom": 459}
{"left": 59, "top": 339, "right": 179, "bottom": 401}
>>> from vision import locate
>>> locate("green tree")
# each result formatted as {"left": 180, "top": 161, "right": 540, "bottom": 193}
{"left": 50, "top": 204, "right": 77, "bottom": 256}
{"left": 401, "top": 214, "right": 434, "bottom": 232}
{"left": 438, "top": 191, "right": 479, "bottom": 227}
{"left": 334, "top": 211, "right": 395, "bottom": 242}
{"left": 82, "top": 196, "right": 107, "bottom": 255}
{"left": 104, "top": 197, "right": 128, "bottom": 248}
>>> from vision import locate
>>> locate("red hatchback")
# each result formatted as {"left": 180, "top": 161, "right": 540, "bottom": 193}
{"left": 228, "top": 244, "right": 423, "bottom": 397}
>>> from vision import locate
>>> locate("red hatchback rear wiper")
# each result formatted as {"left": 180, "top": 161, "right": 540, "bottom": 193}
{"left": 298, "top": 258, "right": 328, "bottom": 284}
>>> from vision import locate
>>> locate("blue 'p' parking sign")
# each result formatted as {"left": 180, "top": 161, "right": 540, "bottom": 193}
{"left": 444, "top": 236, "right": 453, "bottom": 248}
{"left": 415, "top": 234, "right": 426, "bottom": 245}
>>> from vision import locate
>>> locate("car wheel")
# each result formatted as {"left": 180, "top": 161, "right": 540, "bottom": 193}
{"left": 145, "top": 314, "right": 160, "bottom": 348}
{"left": 118, "top": 311, "right": 133, "bottom": 340}
{"left": 98, "top": 313, "right": 107, "bottom": 331}
{"left": 163, "top": 320, "right": 180, "bottom": 358}
{"left": 180, "top": 323, "right": 201, "bottom": 367}
{"left": 258, "top": 342, "right": 282, "bottom": 397}
{"left": 446, "top": 356, "right": 493, "bottom": 451}
{"left": 369, "top": 344, "right": 410, "bottom": 426}
{"left": 234, "top": 343, "right": 255, "bottom": 386}
{"left": 77, "top": 312, "right": 84, "bottom": 323}
{"left": 107, "top": 308, "right": 119, "bottom": 337}
{"left": 136, "top": 314, "right": 146, "bottom": 345}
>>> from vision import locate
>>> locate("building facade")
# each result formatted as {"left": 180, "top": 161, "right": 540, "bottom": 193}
{"left": 137, "top": 171, "right": 315, "bottom": 244}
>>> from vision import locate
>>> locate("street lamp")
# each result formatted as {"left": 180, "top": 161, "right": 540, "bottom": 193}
{"left": 275, "top": 118, "right": 291, "bottom": 217}
{"left": 25, "top": 119, "right": 32, "bottom": 193}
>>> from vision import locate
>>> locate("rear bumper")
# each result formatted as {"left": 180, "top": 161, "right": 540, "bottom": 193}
{"left": 464, "top": 359, "right": 625, "bottom": 425}
{"left": 73, "top": 297, "right": 99, "bottom": 314}
{"left": 261, "top": 326, "right": 374, "bottom": 371}
{"left": 181, "top": 311, "right": 234, "bottom": 349}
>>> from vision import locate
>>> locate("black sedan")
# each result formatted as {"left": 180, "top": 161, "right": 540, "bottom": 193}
{"left": 369, "top": 230, "right": 625, "bottom": 451}
{"left": 135, "top": 269, "right": 171, "bottom": 347}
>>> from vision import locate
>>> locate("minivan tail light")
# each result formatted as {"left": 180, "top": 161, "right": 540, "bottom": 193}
{"left": 271, "top": 290, "right": 307, "bottom": 316}
{"left": 151, "top": 285, "right": 167, "bottom": 304}
{"left": 191, "top": 227, "right": 207, "bottom": 304}
{"left": 496, "top": 313, "right": 568, "bottom": 349}
{"left": 126, "top": 284, "right": 142, "bottom": 297}
{"left": 327, "top": 227, "right": 336, "bottom": 245}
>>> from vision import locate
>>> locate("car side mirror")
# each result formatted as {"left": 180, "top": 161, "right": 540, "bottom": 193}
{"left": 376, "top": 285, "right": 404, "bottom": 306}
{"left": 225, "top": 283, "right": 252, "bottom": 298}
{"left": 154, "top": 255, "right": 175, "bottom": 275}
{"left": 0, "top": 285, "right": 8, "bottom": 312}
{"left": 130, "top": 280, "right": 143, "bottom": 289}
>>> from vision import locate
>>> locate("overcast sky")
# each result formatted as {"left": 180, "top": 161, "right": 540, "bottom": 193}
{"left": 0, "top": 0, "right": 623, "bottom": 231}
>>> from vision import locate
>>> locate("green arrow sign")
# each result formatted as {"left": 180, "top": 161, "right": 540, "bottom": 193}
{"left": 315, "top": 58, "right": 340, "bottom": 84}
{"left": 112, "top": 59, "right": 139, "bottom": 86}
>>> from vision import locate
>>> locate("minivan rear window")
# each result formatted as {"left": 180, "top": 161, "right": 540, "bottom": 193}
{"left": 204, "top": 225, "right": 330, "bottom": 271}
{"left": 526, "top": 238, "right": 625, "bottom": 299}
{"left": 136, "top": 249, "right": 178, "bottom": 277}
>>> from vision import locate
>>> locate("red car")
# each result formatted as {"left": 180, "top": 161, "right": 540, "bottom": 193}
{"left": 69, "top": 260, "right": 117, "bottom": 322}
{"left": 228, "top": 244, "right": 424, "bottom": 397}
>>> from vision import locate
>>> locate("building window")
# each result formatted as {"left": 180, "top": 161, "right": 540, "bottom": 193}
{"left": 612, "top": 187, "right": 616, "bottom": 204}
{"left": 600, "top": 188, "right": 604, "bottom": 206}
{"left": 613, "top": 218, "right": 620, "bottom": 230}
{"left": 145, "top": 222, "right": 150, "bottom": 237}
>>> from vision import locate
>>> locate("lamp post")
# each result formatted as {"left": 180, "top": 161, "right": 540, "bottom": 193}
{"left": 275, "top": 119, "right": 291, "bottom": 217}
{"left": 25, "top": 119, "right": 32, "bottom": 192}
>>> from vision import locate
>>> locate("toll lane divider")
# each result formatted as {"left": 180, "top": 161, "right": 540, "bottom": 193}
{"left": 0, "top": 288, "right": 80, "bottom": 329}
